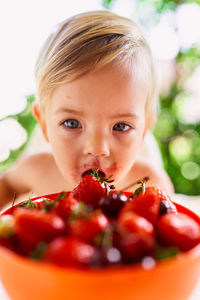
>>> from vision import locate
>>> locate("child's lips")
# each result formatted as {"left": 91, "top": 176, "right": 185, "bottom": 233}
{"left": 81, "top": 162, "right": 108, "bottom": 178}
{"left": 81, "top": 169, "right": 106, "bottom": 178}
{"left": 81, "top": 162, "right": 117, "bottom": 180}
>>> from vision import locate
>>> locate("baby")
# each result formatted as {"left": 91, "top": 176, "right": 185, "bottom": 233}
{"left": 0, "top": 10, "right": 174, "bottom": 210}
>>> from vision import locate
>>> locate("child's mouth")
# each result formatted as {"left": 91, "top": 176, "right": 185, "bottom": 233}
{"left": 82, "top": 169, "right": 106, "bottom": 178}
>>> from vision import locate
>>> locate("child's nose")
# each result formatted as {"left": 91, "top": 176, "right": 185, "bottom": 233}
{"left": 83, "top": 134, "right": 110, "bottom": 157}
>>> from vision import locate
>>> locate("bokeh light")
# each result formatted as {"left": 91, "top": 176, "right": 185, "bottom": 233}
{"left": 176, "top": 3, "right": 200, "bottom": 50}
{"left": 169, "top": 136, "right": 192, "bottom": 164}
{"left": 149, "top": 22, "right": 180, "bottom": 60}
{"left": 181, "top": 161, "right": 200, "bottom": 180}
{"left": 154, "top": 110, "right": 175, "bottom": 140}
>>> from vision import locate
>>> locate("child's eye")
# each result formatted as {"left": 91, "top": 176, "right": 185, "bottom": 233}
{"left": 62, "top": 119, "right": 82, "bottom": 129}
{"left": 113, "top": 122, "right": 131, "bottom": 132}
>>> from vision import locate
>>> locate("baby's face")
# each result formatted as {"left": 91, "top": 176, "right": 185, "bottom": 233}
{"left": 42, "top": 63, "right": 148, "bottom": 188}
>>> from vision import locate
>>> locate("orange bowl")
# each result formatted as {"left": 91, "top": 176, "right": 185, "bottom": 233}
{"left": 0, "top": 192, "right": 200, "bottom": 300}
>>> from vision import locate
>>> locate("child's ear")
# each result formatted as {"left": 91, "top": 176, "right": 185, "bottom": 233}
{"left": 32, "top": 103, "right": 49, "bottom": 142}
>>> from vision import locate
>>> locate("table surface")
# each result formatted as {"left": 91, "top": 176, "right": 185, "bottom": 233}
{"left": 0, "top": 193, "right": 200, "bottom": 299}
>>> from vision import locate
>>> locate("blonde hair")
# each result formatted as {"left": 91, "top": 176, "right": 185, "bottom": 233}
{"left": 35, "top": 10, "right": 157, "bottom": 128}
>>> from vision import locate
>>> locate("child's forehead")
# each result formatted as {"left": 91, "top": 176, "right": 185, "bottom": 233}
{"left": 52, "top": 61, "right": 148, "bottom": 98}
{"left": 48, "top": 62, "right": 148, "bottom": 117}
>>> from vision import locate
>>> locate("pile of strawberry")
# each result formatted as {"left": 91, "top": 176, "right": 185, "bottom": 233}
{"left": 0, "top": 170, "right": 200, "bottom": 268}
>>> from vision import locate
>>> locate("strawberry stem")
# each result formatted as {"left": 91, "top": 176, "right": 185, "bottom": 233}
{"left": 92, "top": 169, "right": 114, "bottom": 183}
{"left": 131, "top": 177, "right": 149, "bottom": 198}
{"left": 11, "top": 192, "right": 17, "bottom": 215}
{"left": 122, "top": 176, "right": 149, "bottom": 192}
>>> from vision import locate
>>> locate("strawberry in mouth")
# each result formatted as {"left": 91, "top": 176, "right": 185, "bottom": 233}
{"left": 82, "top": 169, "right": 106, "bottom": 178}
{"left": 71, "top": 169, "right": 115, "bottom": 207}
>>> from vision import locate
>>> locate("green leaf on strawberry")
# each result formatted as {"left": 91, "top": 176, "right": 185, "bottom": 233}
{"left": 42, "top": 199, "right": 56, "bottom": 212}
{"left": 18, "top": 199, "right": 37, "bottom": 209}
{"left": 57, "top": 192, "right": 67, "bottom": 200}
{"left": 132, "top": 187, "right": 142, "bottom": 198}
{"left": 154, "top": 245, "right": 179, "bottom": 261}
{"left": 30, "top": 242, "right": 47, "bottom": 260}
{"left": 42, "top": 192, "right": 67, "bottom": 212}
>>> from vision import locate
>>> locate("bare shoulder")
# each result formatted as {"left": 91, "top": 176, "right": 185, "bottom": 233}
{"left": 3, "top": 152, "right": 57, "bottom": 194}
{"left": 127, "top": 159, "right": 174, "bottom": 195}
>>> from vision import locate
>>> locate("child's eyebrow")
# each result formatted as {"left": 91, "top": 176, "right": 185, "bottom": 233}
{"left": 112, "top": 113, "right": 138, "bottom": 119}
{"left": 55, "top": 108, "right": 84, "bottom": 115}
{"left": 55, "top": 108, "right": 138, "bottom": 119}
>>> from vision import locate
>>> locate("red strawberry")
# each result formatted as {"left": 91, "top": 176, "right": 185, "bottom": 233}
{"left": 156, "top": 213, "right": 200, "bottom": 251}
{"left": 35, "top": 192, "right": 69, "bottom": 212}
{"left": 70, "top": 170, "right": 111, "bottom": 207}
{"left": 116, "top": 211, "right": 155, "bottom": 261}
{"left": 54, "top": 195, "right": 78, "bottom": 221}
{"left": 44, "top": 236, "right": 95, "bottom": 267}
{"left": 118, "top": 211, "right": 155, "bottom": 237}
{"left": 69, "top": 209, "right": 109, "bottom": 243}
{"left": 121, "top": 185, "right": 177, "bottom": 225}
{"left": 14, "top": 208, "right": 66, "bottom": 253}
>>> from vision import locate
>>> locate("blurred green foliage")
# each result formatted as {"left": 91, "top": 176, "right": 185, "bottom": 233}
{"left": 138, "top": 0, "right": 200, "bottom": 13}
{"left": 154, "top": 47, "right": 200, "bottom": 195}
{"left": 0, "top": 95, "right": 37, "bottom": 173}
{"left": 103, "top": 0, "right": 116, "bottom": 9}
